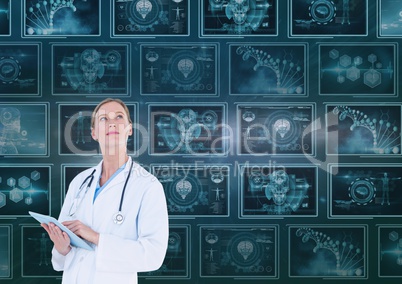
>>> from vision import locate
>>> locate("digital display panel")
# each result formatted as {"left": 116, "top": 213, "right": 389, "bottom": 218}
{"left": 0, "top": 44, "right": 40, "bottom": 96}
{"left": 141, "top": 44, "right": 217, "bottom": 96}
{"left": 290, "top": 0, "right": 367, "bottom": 37}
{"left": 319, "top": 43, "right": 396, "bottom": 96}
{"left": 59, "top": 103, "right": 137, "bottom": 155}
{"left": 0, "top": 226, "right": 11, "bottom": 279}
{"left": 113, "top": 0, "right": 189, "bottom": 36}
{"left": 149, "top": 104, "right": 227, "bottom": 155}
{"left": 329, "top": 164, "right": 402, "bottom": 217}
{"left": 378, "top": 226, "right": 402, "bottom": 277}
{"left": 21, "top": 226, "right": 62, "bottom": 277}
{"left": 326, "top": 104, "right": 401, "bottom": 155}
{"left": 139, "top": 225, "right": 190, "bottom": 279}
{"left": 240, "top": 164, "right": 317, "bottom": 217}
{"left": 0, "top": 166, "right": 50, "bottom": 217}
{"left": 237, "top": 104, "right": 315, "bottom": 155}
{"left": 230, "top": 43, "right": 307, "bottom": 96}
{"left": 0, "top": 103, "right": 47, "bottom": 156}
{"left": 24, "top": 0, "right": 100, "bottom": 36}
{"left": 152, "top": 164, "right": 229, "bottom": 217}
{"left": 201, "top": 0, "right": 277, "bottom": 36}
{"left": 289, "top": 225, "right": 367, "bottom": 278}
{"left": 200, "top": 225, "right": 278, "bottom": 279}
{"left": 52, "top": 44, "right": 129, "bottom": 95}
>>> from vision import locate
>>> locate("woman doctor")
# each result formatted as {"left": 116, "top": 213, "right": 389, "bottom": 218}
{"left": 42, "top": 98, "right": 169, "bottom": 284}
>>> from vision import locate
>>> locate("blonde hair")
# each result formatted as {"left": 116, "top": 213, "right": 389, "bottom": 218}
{"left": 91, "top": 98, "right": 132, "bottom": 128}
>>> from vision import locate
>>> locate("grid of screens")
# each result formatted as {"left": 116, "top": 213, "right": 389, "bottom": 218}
{"left": 1, "top": 0, "right": 401, "bottom": 283}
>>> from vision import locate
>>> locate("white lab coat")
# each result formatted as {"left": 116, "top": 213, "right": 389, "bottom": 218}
{"left": 51, "top": 157, "right": 169, "bottom": 284}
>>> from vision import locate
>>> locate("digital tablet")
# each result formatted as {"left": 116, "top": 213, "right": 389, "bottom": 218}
{"left": 29, "top": 211, "right": 94, "bottom": 251}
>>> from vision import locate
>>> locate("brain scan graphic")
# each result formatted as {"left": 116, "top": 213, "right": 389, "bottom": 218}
{"left": 238, "top": 104, "right": 313, "bottom": 155}
{"left": 200, "top": 226, "right": 277, "bottom": 278}
{"left": 153, "top": 165, "right": 229, "bottom": 216}
{"left": 175, "top": 179, "right": 193, "bottom": 200}
{"left": 114, "top": 0, "right": 189, "bottom": 35}
{"left": 141, "top": 45, "right": 216, "bottom": 95}
{"left": 151, "top": 105, "right": 225, "bottom": 155}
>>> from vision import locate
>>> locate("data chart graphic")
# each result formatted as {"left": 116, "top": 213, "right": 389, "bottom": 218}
{"left": 290, "top": 0, "right": 367, "bottom": 36}
{"left": 289, "top": 225, "right": 367, "bottom": 278}
{"left": 319, "top": 43, "right": 396, "bottom": 96}
{"left": 326, "top": 104, "right": 401, "bottom": 155}
{"left": 329, "top": 164, "right": 402, "bottom": 217}
{"left": 200, "top": 225, "right": 278, "bottom": 279}
{"left": 113, "top": 0, "right": 189, "bottom": 36}
{"left": 201, "top": 0, "right": 277, "bottom": 36}
{"left": 24, "top": 0, "right": 100, "bottom": 36}
{"left": 240, "top": 164, "right": 317, "bottom": 217}
{"left": 230, "top": 43, "right": 307, "bottom": 96}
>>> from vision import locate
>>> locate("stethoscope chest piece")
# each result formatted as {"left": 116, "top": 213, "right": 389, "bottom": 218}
{"left": 113, "top": 211, "right": 124, "bottom": 225}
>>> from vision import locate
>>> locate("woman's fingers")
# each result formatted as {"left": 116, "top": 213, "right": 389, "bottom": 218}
{"left": 40, "top": 222, "right": 72, "bottom": 255}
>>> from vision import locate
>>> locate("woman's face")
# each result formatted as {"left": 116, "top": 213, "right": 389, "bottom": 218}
{"left": 91, "top": 101, "right": 132, "bottom": 152}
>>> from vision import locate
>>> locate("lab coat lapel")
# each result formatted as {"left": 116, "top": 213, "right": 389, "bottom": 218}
{"left": 75, "top": 162, "right": 102, "bottom": 226}
{"left": 95, "top": 157, "right": 133, "bottom": 199}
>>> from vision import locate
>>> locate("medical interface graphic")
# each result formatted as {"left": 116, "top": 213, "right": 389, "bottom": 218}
{"left": 289, "top": 225, "right": 367, "bottom": 278}
{"left": 24, "top": 0, "right": 100, "bottom": 36}
{"left": 201, "top": 0, "right": 277, "bottom": 36}
{"left": 113, "top": 0, "right": 189, "bottom": 36}
{"left": 52, "top": 44, "right": 129, "bottom": 95}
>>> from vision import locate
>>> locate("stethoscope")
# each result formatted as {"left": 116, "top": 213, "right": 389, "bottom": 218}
{"left": 68, "top": 160, "right": 134, "bottom": 225}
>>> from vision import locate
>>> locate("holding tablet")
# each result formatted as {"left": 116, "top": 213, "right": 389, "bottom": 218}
{"left": 29, "top": 211, "right": 94, "bottom": 251}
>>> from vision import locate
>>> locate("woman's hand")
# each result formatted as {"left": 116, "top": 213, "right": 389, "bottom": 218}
{"left": 62, "top": 220, "right": 99, "bottom": 245}
{"left": 41, "top": 223, "right": 71, "bottom": 256}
